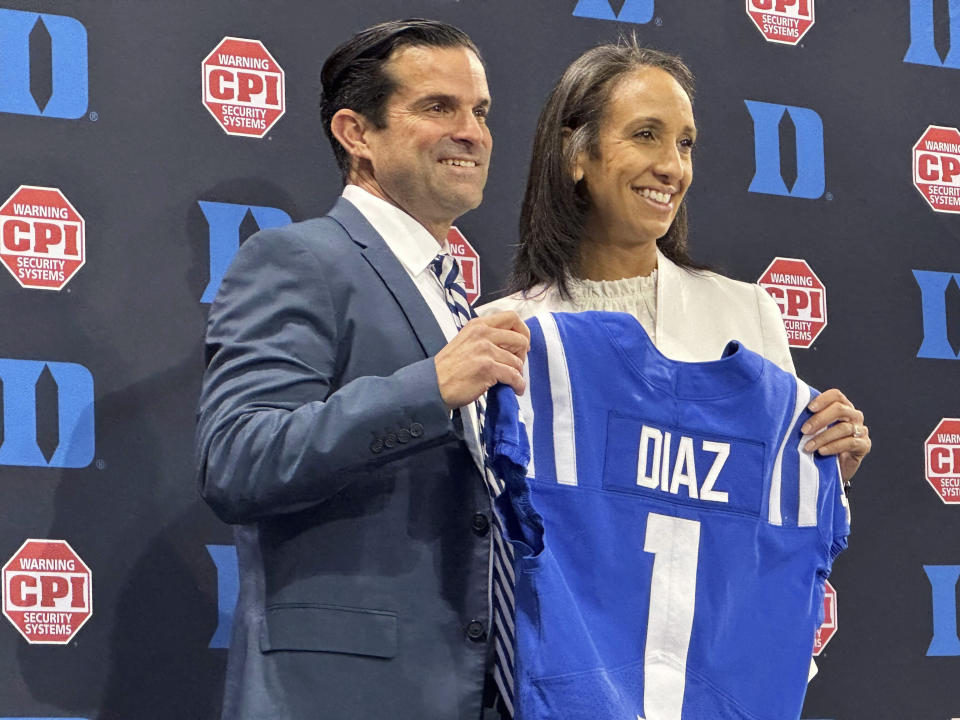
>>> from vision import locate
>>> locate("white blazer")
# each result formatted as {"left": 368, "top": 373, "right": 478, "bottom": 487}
{"left": 480, "top": 249, "right": 795, "bottom": 374}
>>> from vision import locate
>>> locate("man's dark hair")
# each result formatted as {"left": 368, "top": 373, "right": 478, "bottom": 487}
{"left": 320, "top": 18, "right": 482, "bottom": 183}
{"left": 511, "top": 38, "right": 706, "bottom": 298}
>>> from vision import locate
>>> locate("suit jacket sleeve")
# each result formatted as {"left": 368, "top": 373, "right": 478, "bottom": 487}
{"left": 195, "top": 223, "right": 455, "bottom": 524}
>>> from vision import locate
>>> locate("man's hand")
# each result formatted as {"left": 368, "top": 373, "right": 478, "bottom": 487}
{"left": 435, "top": 311, "right": 530, "bottom": 410}
{"left": 801, "top": 388, "right": 871, "bottom": 483}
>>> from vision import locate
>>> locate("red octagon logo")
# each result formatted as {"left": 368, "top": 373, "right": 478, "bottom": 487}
{"left": 813, "top": 579, "right": 837, "bottom": 656}
{"left": 913, "top": 125, "right": 960, "bottom": 214}
{"left": 0, "top": 185, "right": 85, "bottom": 291}
{"left": 202, "top": 37, "right": 285, "bottom": 138}
{"left": 925, "top": 418, "right": 960, "bottom": 504}
{"left": 447, "top": 227, "right": 481, "bottom": 306}
{"left": 3, "top": 539, "right": 92, "bottom": 645}
{"left": 757, "top": 257, "right": 827, "bottom": 349}
{"left": 746, "top": 0, "right": 815, "bottom": 45}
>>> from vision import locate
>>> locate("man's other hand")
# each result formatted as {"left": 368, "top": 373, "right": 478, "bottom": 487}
{"left": 435, "top": 311, "right": 530, "bottom": 409}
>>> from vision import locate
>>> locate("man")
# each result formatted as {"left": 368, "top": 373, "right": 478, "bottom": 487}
{"left": 196, "top": 19, "right": 528, "bottom": 720}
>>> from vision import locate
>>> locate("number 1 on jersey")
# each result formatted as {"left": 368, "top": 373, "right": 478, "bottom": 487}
{"left": 640, "top": 513, "right": 701, "bottom": 720}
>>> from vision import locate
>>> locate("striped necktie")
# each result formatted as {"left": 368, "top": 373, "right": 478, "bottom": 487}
{"left": 430, "top": 252, "right": 473, "bottom": 329}
{"left": 430, "top": 253, "right": 516, "bottom": 716}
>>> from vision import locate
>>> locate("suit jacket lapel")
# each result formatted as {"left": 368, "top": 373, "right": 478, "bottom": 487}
{"left": 327, "top": 198, "right": 448, "bottom": 358}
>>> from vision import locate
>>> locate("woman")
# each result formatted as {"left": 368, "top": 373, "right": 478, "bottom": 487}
{"left": 481, "top": 40, "right": 870, "bottom": 483}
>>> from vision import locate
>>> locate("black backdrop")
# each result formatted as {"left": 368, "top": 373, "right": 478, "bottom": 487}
{"left": 1, "top": 1, "right": 959, "bottom": 718}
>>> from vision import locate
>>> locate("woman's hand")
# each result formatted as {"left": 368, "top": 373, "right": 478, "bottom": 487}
{"left": 800, "top": 388, "right": 871, "bottom": 484}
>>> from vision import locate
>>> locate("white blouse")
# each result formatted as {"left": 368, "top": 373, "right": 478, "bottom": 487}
{"left": 480, "top": 249, "right": 795, "bottom": 375}
{"left": 567, "top": 271, "right": 659, "bottom": 342}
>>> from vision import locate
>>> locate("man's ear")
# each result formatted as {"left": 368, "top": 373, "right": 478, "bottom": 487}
{"left": 330, "top": 108, "right": 374, "bottom": 163}
{"left": 562, "top": 127, "right": 585, "bottom": 183}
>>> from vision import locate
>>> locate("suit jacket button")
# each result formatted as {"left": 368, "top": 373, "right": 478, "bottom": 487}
{"left": 410, "top": 422, "right": 424, "bottom": 438}
{"left": 384, "top": 432, "right": 397, "bottom": 449}
{"left": 471, "top": 513, "right": 490, "bottom": 536}
{"left": 370, "top": 439, "right": 384, "bottom": 454}
{"left": 466, "top": 620, "right": 486, "bottom": 642}
{"left": 397, "top": 428, "right": 411, "bottom": 444}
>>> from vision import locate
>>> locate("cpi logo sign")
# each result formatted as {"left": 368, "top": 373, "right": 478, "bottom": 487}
{"left": 913, "top": 125, "right": 960, "bottom": 213}
{"left": 746, "top": 0, "right": 814, "bottom": 45}
{"left": 0, "top": 185, "right": 84, "bottom": 290}
{"left": 813, "top": 580, "right": 837, "bottom": 655}
{"left": 758, "top": 258, "right": 827, "bottom": 348}
{"left": 925, "top": 418, "right": 960, "bottom": 503}
{"left": 447, "top": 227, "right": 481, "bottom": 305}
{"left": 202, "top": 37, "right": 285, "bottom": 138}
{"left": 3, "top": 539, "right": 92, "bottom": 644}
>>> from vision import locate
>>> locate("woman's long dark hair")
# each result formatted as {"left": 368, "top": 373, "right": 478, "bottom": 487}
{"left": 510, "top": 40, "right": 705, "bottom": 297}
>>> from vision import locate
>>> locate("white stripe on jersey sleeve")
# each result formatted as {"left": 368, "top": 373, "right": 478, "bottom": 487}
{"left": 769, "top": 378, "right": 811, "bottom": 526}
{"left": 539, "top": 313, "right": 577, "bottom": 486}
{"left": 798, "top": 421, "right": 821, "bottom": 527}
{"left": 517, "top": 353, "right": 535, "bottom": 479}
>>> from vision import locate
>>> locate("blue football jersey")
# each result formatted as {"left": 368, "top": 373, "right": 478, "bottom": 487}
{"left": 485, "top": 311, "right": 850, "bottom": 720}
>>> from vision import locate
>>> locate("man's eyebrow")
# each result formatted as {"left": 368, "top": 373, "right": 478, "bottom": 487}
{"left": 414, "top": 93, "right": 491, "bottom": 109}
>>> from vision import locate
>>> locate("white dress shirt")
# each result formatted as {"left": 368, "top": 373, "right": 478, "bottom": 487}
{"left": 341, "top": 185, "right": 483, "bottom": 469}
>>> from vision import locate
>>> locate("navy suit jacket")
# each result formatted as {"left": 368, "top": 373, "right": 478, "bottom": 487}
{"left": 196, "top": 199, "right": 494, "bottom": 719}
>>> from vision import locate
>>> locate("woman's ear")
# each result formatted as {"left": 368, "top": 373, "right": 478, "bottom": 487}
{"left": 572, "top": 161, "right": 584, "bottom": 184}
{"left": 562, "top": 127, "right": 585, "bottom": 183}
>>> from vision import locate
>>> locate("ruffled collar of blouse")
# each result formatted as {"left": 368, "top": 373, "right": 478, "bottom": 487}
{"left": 567, "top": 269, "right": 658, "bottom": 310}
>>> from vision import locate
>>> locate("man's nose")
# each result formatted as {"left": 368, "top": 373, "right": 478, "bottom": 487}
{"left": 451, "top": 110, "right": 486, "bottom": 147}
